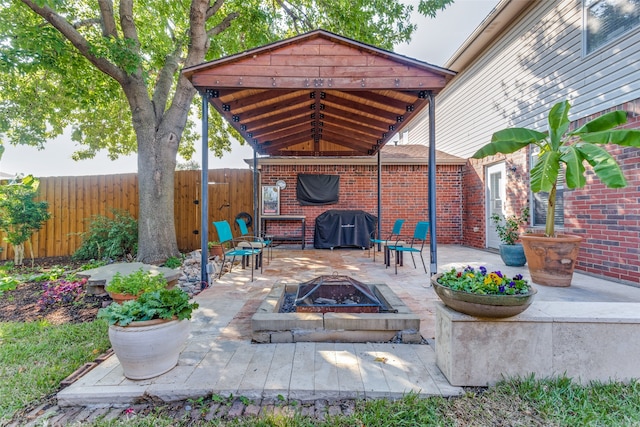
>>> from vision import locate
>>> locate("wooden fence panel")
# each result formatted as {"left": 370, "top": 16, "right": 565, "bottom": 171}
{"left": 0, "top": 169, "right": 253, "bottom": 261}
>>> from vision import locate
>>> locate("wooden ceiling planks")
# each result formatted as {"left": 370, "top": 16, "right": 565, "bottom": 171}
{"left": 183, "top": 30, "right": 455, "bottom": 157}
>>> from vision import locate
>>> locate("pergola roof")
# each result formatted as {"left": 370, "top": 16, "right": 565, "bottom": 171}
{"left": 183, "top": 29, "right": 456, "bottom": 157}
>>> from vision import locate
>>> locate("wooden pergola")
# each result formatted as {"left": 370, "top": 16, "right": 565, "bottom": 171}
{"left": 182, "top": 29, "right": 455, "bottom": 283}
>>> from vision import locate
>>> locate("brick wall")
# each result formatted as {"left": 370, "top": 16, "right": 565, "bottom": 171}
{"left": 463, "top": 98, "right": 640, "bottom": 285}
{"left": 260, "top": 163, "right": 463, "bottom": 247}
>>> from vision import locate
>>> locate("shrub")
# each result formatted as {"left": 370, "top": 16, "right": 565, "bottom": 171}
{"left": 163, "top": 256, "right": 183, "bottom": 269}
{"left": 73, "top": 209, "right": 137, "bottom": 261}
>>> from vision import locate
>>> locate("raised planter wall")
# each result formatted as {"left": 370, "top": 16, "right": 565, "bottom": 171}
{"left": 436, "top": 301, "right": 640, "bottom": 386}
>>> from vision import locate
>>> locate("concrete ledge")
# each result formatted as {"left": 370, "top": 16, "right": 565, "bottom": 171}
{"left": 436, "top": 301, "right": 640, "bottom": 386}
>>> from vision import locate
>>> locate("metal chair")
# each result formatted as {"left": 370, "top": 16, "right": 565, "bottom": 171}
{"left": 387, "top": 221, "right": 429, "bottom": 274}
{"left": 369, "top": 219, "right": 405, "bottom": 263}
{"left": 212, "top": 220, "right": 262, "bottom": 281}
{"left": 235, "top": 217, "right": 272, "bottom": 265}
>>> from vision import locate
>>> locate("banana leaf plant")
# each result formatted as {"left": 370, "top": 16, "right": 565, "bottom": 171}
{"left": 472, "top": 100, "right": 640, "bottom": 237}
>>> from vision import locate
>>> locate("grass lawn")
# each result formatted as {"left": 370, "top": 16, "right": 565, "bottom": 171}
{"left": 0, "top": 319, "right": 111, "bottom": 421}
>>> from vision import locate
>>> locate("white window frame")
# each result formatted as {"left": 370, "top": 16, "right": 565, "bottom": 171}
{"left": 583, "top": 0, "right": 640, "bottom": 55}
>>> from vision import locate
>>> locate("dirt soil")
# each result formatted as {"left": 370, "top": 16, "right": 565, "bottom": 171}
{"left": 0, "top": 256, "right": 111, "bottom": 324}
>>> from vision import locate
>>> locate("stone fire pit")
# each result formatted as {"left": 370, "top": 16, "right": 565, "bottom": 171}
{"left": 252, "top": 275, "right": 421, "bottom": 344}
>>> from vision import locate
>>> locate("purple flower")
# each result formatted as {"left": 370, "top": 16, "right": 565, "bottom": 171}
{"left": 498, "top": 285, "right": 505, "bottom": 293}
{"left": 514, "top": 274, "right": 523, "bottom": 280}
{"left": 509, "top": 281, "right": 516, "bottom": 288}
{"left": 479, "top": 266, "right": 487, "bottom": 275}
{"left": 495, "top": 271, "right": 504, "bottom": 278}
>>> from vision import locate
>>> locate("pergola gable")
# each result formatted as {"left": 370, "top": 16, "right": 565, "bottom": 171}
{"left": 183, "top": 29, "right": 455, "bottom": 157}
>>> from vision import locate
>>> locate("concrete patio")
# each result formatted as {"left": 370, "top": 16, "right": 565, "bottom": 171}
{"left": 58, "top": 245, "right": 640, "bottom": 407}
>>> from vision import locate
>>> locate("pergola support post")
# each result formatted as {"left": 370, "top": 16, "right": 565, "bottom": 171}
{"left": 200, "top": 91, "right": 209, "bottom": 287}
{"left": 377, "top": 150, "right": 382, "bottom": 250}
{"left": 253, "top": 150, "right": 259, "bottom": 239}
{"left": 428, "top": 91, "right": 437, "bottom": 276}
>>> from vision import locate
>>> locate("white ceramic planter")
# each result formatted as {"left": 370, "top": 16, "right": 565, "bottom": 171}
{"left": 108, "top": 318, "right": 190, "bottom": 380}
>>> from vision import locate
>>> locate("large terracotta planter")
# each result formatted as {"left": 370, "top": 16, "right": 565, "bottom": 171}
{"left": 431, "top": 274, "right": 537, "bottom": 318}
{"left": 520, "top": 233, "right": 583, "bottom": 287}
{"left": 108, "top": 318, "right": 190, "bottom": 380}
{"left": 498, "top": 243, "right": 526, "bottom": 267}
{"left": 107, "top": 291, "right": 140, "bottom": 305}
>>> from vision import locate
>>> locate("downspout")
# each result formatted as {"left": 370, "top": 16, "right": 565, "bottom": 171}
{"left": 428, "top": 91, "right": 437, "bottom": 276}
{"left": 200, "top": 91, "right": 209, "bottom": 287}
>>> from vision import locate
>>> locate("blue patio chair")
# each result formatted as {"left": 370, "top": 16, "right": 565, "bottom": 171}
{"left": 387, "top": 221, "right": 429, "bottom": 274}
{"left": 235, "top": 217, "right": 272, "bottom": 265}
{"left": 212, "top": 220, "right": 262, "bottom": 281}
{"left": 369, "top": 219, "right": 406, "bottom": 264}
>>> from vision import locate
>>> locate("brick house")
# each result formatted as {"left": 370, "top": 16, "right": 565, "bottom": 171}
{"left": 254, "top": 144, "right": 465, "bottom": 247}
{"left": 406, "top": 0, "right": 640, "bottom": 284}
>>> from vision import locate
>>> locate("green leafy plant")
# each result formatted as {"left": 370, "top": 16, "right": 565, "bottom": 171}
{"left": 73, "top": 209, "right": 138, "bottom": 261}
{"left": 0, "top": 175, "right": 51, "bottom": 266}
{"left": 437, "top": 266, "right": 531, "bottom": 295}
{"left": 473, "top": 100, "right": 640, "bottom": 237}
{"left": 97, "top": 288, "right": 199, "bottom": 326}
{"left": 490, "top": 207, "right": 530, "bottom": 245}
{"left": 104, "top": 269, "right": 166, "bottom": 296}
{"left": 30, "top": 266, "right": 67, "bottom": 283}
{"left": 163, "top": 256, "right": 183, "bottom": 269}
{"left": 0, "top": 275, "right": 19, "bottom": 295}
{"left": 79, "top": 259, "right": 107, "bottom": 271}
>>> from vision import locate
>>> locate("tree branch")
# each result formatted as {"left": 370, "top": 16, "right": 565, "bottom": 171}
{"left": 206, "top": 0, "right": 225, "bottom": 20}
{"left": 118, "top": 0, "right": 139, "bottom": 43}
{"left": 152, "top": 45, "right": 183, "bottom": 121}
{"left": 206, "top": 11, "right": 239, "bottom": 38}
{"left": 20, "top": 0, "right": 126, "bottom": 83}
{"left": 276, "top": 0, "right": 314, "bottom": 31}
{"left": 97, "top": 0, "right": 117, "bottom": 37}
{"left": 72, "top": 18, "right": 101, "bottom": 30}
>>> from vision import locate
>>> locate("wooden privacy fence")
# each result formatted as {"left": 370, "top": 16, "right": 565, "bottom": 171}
{"left": 0, "top": 169, "right": 254, "bottom": 261}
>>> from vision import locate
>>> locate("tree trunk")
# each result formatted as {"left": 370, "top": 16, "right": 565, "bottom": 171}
{"left": 124, "top": 80, "right": 182, "bottom": 264}
{"left": 135, "top": 130, "right": 180, "bottom": 264}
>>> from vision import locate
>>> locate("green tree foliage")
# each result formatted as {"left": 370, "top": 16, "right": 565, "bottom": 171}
{"left": 0, "top": 175, "right": 51, "bottom": 266}
{"left": 0, "top": 0, "right": 453, "bottom": 263}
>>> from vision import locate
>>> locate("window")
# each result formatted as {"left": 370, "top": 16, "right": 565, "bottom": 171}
{"left": 531, "top": 147, "right": 564, "bottom": 227}
{"left": 584, "top": 0, "right": 640, "bottom": 54}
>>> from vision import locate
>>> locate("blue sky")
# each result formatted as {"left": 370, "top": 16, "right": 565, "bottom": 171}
{"left": 0, "top": 0, "right": 499, "bottom": 177}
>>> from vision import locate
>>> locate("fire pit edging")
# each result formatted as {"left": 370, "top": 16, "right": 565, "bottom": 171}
{"left": 252, "top": 281, "right": 421, "bottom": 344}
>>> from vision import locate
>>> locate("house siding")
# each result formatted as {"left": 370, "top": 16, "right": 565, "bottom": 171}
{"left": 408, "top": 0, "right": 640, "bottom": 284}
{"left": 410, "top": 0, "right": 640, "bottom": 158}
{"left": 259, "top": 163, "right": 463, "bottom": 247}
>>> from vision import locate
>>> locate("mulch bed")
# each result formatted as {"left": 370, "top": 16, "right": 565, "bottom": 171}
{"left": 0, "top": 257, "right": 110, "bottom": 324}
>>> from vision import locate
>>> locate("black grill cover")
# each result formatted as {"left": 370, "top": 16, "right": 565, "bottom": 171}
{"left": 314, "top": 210, "right": 377, "bottom": 249}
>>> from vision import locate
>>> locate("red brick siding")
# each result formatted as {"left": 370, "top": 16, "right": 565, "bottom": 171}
{"left": 463, "top": 98, "right": 640, "bottom": 285}
{"left": 260, "top": 163, "right": 463, "bottom": 246}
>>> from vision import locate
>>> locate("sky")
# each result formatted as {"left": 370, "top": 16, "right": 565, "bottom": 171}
{"left": 0, "top": 0, "right": 500, "bottom": 178}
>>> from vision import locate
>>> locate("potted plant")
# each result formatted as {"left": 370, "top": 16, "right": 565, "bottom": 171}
{"left": 473, "top": 100, "right": 640, "bottom": 286}
{"left": 105, "top": 269, "right": 166, "bottom": 304}
{"left": 490, "top": 207, "right": 529, "bottom": 267}
{"left": 207, "top": 241, "right": 224, "bottom": 258}
{"left": 97, "top": 288, "right": 199, "bottom": 380}
{"left": 432, "top": 266, "right": 536, "bottom": 318}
